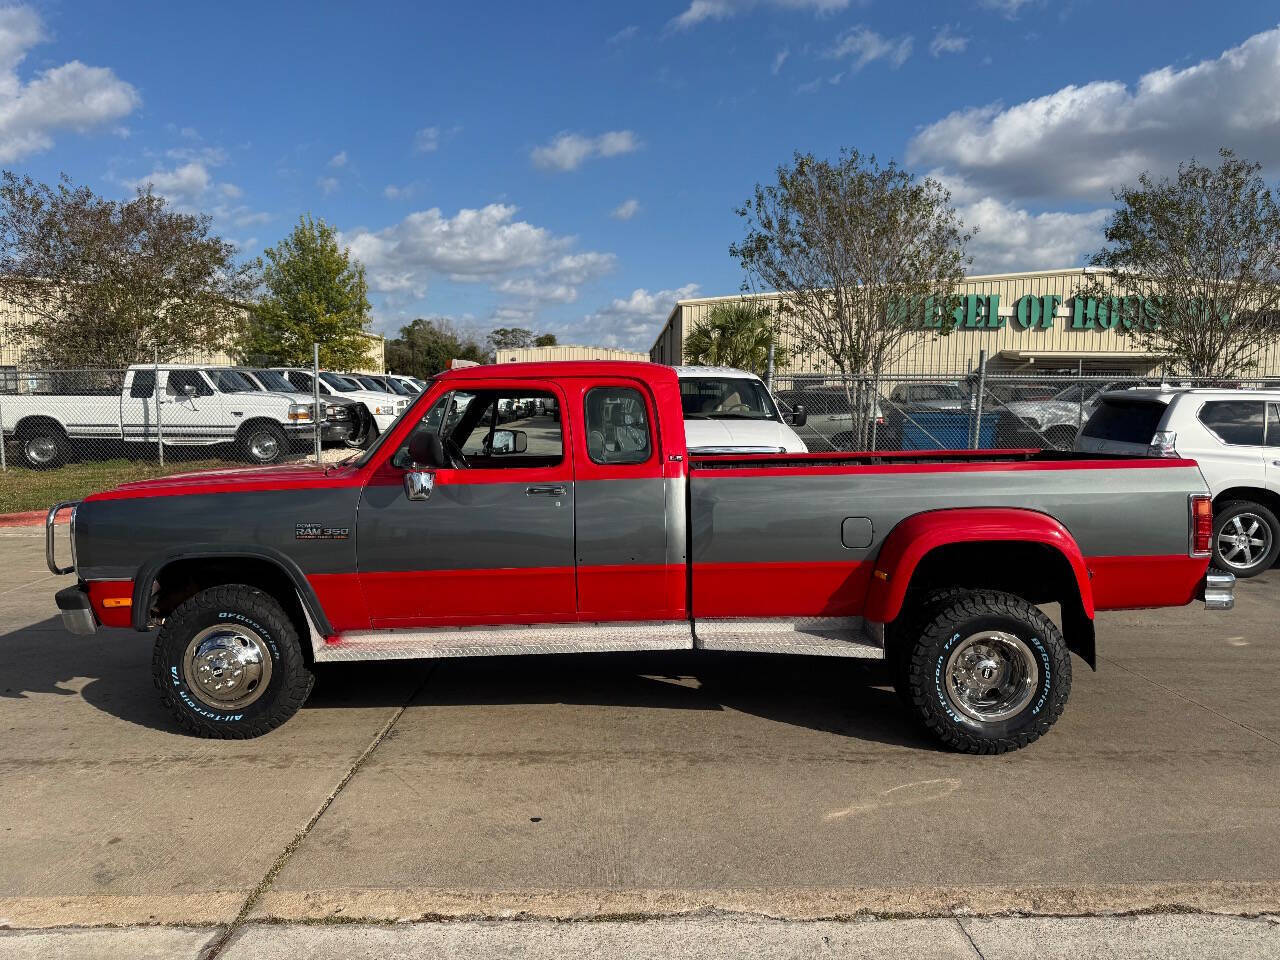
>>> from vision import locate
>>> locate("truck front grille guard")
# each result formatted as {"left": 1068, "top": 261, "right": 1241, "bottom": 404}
{"left": 46, "top": 500, "right": 80, "bottom": 575}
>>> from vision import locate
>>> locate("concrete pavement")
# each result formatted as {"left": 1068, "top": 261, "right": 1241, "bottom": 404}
{"left": 0, "top": 523, "right": 1277, "bottom": 956}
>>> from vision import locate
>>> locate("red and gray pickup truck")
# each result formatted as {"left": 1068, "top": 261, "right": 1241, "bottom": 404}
{"left": 47, "top": 361, "right": 1235, "bottom": 753}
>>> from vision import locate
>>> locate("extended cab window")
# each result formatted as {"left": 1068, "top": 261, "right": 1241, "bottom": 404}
{"left": 395, "top": 389, "right": 562, "bottom": 468}
{"left": 166, "top": 369, "right": 213, "bottom": 398}
{"left": 129, "top": 370, "right": 155, "bottom": 398}
{"left": 584, "top": 387, "right": 652, "bottom": 465}
{"left": 1198, "top": 400, "right": 1265, "bottom": 446}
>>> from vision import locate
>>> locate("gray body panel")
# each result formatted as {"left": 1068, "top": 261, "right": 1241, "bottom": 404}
{"left": 689, "top": 464, "right": 1206, "bottom": 566}
{"left": 574, "top": 478, "right": 672, "bottom": 567}
{"left": 74, "top": 489, "right": 360, "bottom": 582}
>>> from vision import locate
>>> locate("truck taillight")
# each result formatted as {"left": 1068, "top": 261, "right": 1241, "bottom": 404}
{"left": 1190, "top": 495, "right": 1213, "bottom": 557}
{"left": 1148, "top": 430, "right": 1177, "bottom": 457}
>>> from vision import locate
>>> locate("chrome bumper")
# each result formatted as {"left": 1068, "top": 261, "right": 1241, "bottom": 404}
{"left": 1203, "top": 572, "right": 1235, "bottom": 611}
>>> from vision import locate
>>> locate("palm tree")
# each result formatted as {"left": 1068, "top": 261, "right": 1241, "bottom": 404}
{"left": 682, "top": 301, "right": 783, "bottom": 376}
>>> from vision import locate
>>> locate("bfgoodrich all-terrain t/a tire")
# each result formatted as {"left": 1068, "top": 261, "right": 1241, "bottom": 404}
{"left": 152, "top": 584, "right": 314, "bottom": 738}
{"left": 901, "top": 589, "right": 1072, "bottom": 754}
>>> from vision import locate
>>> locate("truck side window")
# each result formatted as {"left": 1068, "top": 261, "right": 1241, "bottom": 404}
{"left": 393, "top": 390, "right": 562, "bottom": 468}
{"left": 1198, "top": 400, "right": 1265, "bottom": 446}
{"left": 130, "top": 370, "right": 155, "bottom": 398}
{"left": 584, "top": 387, "right": 651, "bottom": 465}
{"left": 167, "top": 369, "right": 213, "bottom": 398}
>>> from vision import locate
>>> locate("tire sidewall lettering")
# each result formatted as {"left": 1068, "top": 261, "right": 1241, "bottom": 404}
{"left": 169, "top": 607, "right": 280, "bottom": 721}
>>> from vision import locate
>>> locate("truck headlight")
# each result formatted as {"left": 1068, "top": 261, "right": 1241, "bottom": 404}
{"left": 288, "top": 403, "right": 315, "bottom": 423}
{"left": 326, "top": 404, "right": 350, "bottom": 419}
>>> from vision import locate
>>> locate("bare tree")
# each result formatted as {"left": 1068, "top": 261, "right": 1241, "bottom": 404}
{"left": 731, "top": 149, "right": 969, "bottom": 446}
{"left": 1089, "top": 149, "right": 1280, "bottom": 378}
{"left": 0, "top": 172, "right": 255, "bottom": 370}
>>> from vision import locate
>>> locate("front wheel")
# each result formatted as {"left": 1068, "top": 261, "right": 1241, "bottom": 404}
{"left": 1212, "top": 500, "right": 1280, "bottom": 578}
{"left": 152, "top": 584, "right": 314, "bottom": 738}
{"left": 900, "top": 589, "right": 1071, "bottom": 754}
{"left": 238, "top": 422, "right": 288, "bottom": 464}
{"left": 19, "top": 428, "right": 69, "bottom": 469}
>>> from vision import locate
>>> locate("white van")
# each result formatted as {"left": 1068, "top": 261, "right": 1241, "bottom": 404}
{"left": 676, "top": 366, "right": 808, "bottom": 454}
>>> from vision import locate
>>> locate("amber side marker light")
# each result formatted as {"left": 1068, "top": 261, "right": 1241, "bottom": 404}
{"left": 1190, "top": 495, "right": 1213, "bottom": 558}
{"left": 102, "top": 597, "right": 132, "bottom": 608}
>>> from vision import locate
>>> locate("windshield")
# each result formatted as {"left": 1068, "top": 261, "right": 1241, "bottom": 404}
{"left": 679, "top": 376, "right": 780, "bottom": 420}
{"left": 381, "top": 377, "right": 413, "bottom": 395}
{"left": 207, "top": 369, "right": 256, "bottom": 393}
{"left": 252, "top": 369, "right": 295, "bottom": 392}
{"left": 901, "top": 383, "right": 966, "bottom": 402}
{"left": 320, "top": 371, "right": 359, "bottom": 393}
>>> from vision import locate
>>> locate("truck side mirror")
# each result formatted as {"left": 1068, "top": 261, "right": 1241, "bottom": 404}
{"left": 408, "top": 430, "right": 448, "bottom": 468}
{"left": 789, "top": 404, "right": 807, "bottom": 427}
{"left": 183, "top": 384, "right": 197, "bottom": 397}
{"left": 489, "top": 429, "right": 527, "bottom": 455}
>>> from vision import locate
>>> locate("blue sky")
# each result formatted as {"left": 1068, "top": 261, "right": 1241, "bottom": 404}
{"left": 8, "top": 1, "right": 1280, "bottom": 349}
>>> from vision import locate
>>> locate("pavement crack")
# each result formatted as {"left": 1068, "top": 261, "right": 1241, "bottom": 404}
{"left": 1100, "top": 654, "right": 1280, "bottom": 749}
{"left": 955, "top": 917, "right": 987, "bottom": 959}
{"left": 197, "top": 665, "right": 436, "bottom": 960}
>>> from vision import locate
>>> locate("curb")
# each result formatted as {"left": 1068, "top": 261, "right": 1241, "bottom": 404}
{"left": 0, "top": 510, "right": 63, "bottom": 528}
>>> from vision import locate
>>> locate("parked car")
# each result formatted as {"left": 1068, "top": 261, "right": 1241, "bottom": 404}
{"left": 273, "top": 368, "right": 408, "bottom": 441}
{"left": 1004, "top": 380, "right": 1143, "bottom": 449}
{"left": 1076, "top": 387, "right": 1280, "bottom": 577}
{"left": 677, "top": 366, "right": 808, "bottom": 453}
{"left": 234, "top": 368, "right": 368, "bottom": 448}
{"left": 49, "top": 361, "right": 1232, "bottom": 752}
{"left": 773, "top": 383, "right": 881, "bottom": 451}
{"left": 0, "top": 363, "right": 321, "bottom": 468}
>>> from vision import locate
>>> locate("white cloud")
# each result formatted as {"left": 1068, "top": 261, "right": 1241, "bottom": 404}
{"left": 830, "top": 26, "right": 913, "bottom": 70}
{"left": 670, "top": 0, "right": 849, "bottom": 30}
{"left": 133, "top": 161, "right": 211, "bottom": 204}
{"left": 496, "top": 277, "right": 579, "bottom": 303}
{"left": 608, "top": 25, "right": 638, "bottom": 44}
{"left": 958, "top": 193, "right": 1110, "bottom": 273}
{"left": 575, "top": 284, "right": 700, "bottom": 349}
{"left": 611, "top": 198, "right": 641, "bottom": 220}
{"left": 384, "top": 183, "right": 415, "bottom": 200}
{"left": 343, "top": 203, "right": 575, "bottom": 297}
{"left": 328, "top": 150, "right": 348, "bottom": 168}
{"left": 929, "top": 25, "right": 968, "bottom": 57}
{"left": 977, "top": 0, "right": 1038, "bottom": 19}
{"left": 413, "top": 126, "right": 440, "bottom": 153}
{"left": 218, "top": 182, "right": 243, "bottom": 199}
{"left": 909, "top": 26, "right": 1280, "bottom": 204}
{"left": 0, "top": 5, "right": 139, "bottom": 162}
{"left": 531, "top": 130, "right": 641, "bottom": 172}
{"left": 316, "top": 176, "right": 339, "bottom": 195}
{"left": 772, "top": 47, "right": 790, "bottom": 75}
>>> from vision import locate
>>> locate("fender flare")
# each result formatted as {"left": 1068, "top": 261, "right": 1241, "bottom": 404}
{"left": 130, "top": 544, "right": 334, "bottom": 636}
{"left": 862, "top": 507, "right": 1095, "bottom": 624}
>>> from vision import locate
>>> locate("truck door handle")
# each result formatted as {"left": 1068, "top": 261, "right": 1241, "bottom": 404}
{"left": 526, "top": 485, "right": 566, "bottom": 497}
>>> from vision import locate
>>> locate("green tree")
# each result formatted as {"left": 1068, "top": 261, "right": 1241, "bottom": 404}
{"left": 731, "top": 149, "right": 969, "bottom": 446}
{"left": 385, "top": 317, "right": 486, "bottom": 378}
{"left": 682, "top": 301, "right": 782, "bottom": 376}
{"left": 1088, "top": 149, "right": 1280, "bottom": 378}
{"left": 533, "top": 332, "right": 558, "bottom": 347}
{"left": 239, "top": 215, "right": 372, "bottom": 368}
{"left": 486, "top": 327, "right": 535, "bottom": 356}
{"left": 0, "top": 172, "right": 254, "bottom": 369}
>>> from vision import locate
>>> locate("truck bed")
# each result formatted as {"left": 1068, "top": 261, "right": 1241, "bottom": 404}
{"left": 688, "top": 448, "right": 1148, "bottom": 470}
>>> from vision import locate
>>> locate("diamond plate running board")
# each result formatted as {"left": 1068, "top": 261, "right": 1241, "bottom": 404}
{"left": 316, "top": 620, "right": 694, "bottom": 662}
{"left": 694, "top": 617, "right": 885, "bottom": 658}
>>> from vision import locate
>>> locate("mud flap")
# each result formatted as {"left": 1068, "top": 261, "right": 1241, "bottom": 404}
{"left": 1062, "top": 602, "right": 1096, "bottom": 670}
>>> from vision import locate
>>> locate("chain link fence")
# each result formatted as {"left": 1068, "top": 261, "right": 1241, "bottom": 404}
{"left": 0, "top": 348, "right": 421, "bottom": 513}
{"left": 772, "top": 360, "right": 1263, "bottom": 454}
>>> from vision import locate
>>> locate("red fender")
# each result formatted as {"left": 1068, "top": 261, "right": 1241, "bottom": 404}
{"left": 862, "top": 507, "right": 1095, "bottom": 623}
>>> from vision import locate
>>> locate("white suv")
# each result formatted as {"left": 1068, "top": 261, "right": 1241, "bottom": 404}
{"left": 1076, "top": 387, "right": 1280, "bottom": 577}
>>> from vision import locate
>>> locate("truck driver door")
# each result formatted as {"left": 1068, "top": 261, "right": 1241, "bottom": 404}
{"left": 357, "top": 381, "right": 576, "bottom": 628}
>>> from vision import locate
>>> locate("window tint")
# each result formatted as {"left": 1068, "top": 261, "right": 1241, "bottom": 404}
{"left": 1270, "top": 403, "right": 1280, "bottom": 446}
{"left": 585, "top": 387, "right": 652, "bottom": 465}
{"left": 166, "top": 369, "right": 212, "bottom": 398}
{"left": 1082, "top": 399, "right": 1166, "bottom": 444}
{"left": 129, "top": 369, "right": 155, "bottom": 398}
{"left": 1198, "top": 400, "right": 1265, "bottom": 446}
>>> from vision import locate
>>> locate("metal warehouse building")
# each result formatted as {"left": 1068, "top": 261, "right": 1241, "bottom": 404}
{"left": 648, "top": 267, "right": 1280, "bottom": 378}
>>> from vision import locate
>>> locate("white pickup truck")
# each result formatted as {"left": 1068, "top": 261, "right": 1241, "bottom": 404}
{"left": 1, "top": 364, "right": 323, "bottom": 469}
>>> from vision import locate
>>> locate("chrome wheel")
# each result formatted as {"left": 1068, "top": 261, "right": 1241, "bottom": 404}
{"left": 182, "top": 625, "right": 273, "bottom": 710}
{"left": 943, "top": 630, "right": 1039, "bottom": 723}
{"left": 1216, "top": 512, "right": 1272, "bottom": 571}
{"left": 23, "top": 436, "right": 58, "bottom": 465}
{"left": 247, "top": 431, "right": 280, "bottom": 462}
